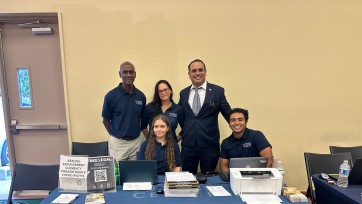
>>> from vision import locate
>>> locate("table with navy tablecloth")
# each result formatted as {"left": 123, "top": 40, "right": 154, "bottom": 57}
{"left": 41, "top": 175, "right": 308, "bottom": 204}
{"left": 312, "top": 174, "right": 362, "bottom": 204}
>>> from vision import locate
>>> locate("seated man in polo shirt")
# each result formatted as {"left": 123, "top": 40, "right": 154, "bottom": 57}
{"left": 220, "top": 108, "right": 274, "bottom": 174}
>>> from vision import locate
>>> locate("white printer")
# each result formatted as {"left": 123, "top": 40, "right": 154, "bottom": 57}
{"left": 230, "top": 168, "right": 283, "bottom": 195}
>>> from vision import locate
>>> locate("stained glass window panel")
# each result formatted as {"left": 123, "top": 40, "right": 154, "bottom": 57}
{"left": 17, "top": 68, "right": 32, "bottom": 108}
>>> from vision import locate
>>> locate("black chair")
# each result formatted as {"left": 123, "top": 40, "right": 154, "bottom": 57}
{"left": 330, "top": 145, "right": 362, "bottom": 165}
{"left": 304, "top": 152, "right": 352, "bottom": 204}
{"left": 72, "top": 141, "right": 109, "bottom": 157}
{"left": 7, "top": 163, "right": 59, "bottom": 204}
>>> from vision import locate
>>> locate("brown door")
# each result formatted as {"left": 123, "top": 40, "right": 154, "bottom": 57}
{"left": 0, "top": 13, "right": 69, "bottom": 166}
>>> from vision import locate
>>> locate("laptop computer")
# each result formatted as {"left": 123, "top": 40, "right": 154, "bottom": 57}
{"left": 328, "top": 159, "right": 362, "bottom": 185}
{"left": 348, "top": 158, "right": 362, "bottom": 185}
{"left": 220, "top": 157, "right": 268, "bottom": 182}
{"left": 229, "top": 157, "right": 268, "bottom": 168}
{"left": 118, "top": 160, "right": 158, "bottom": 185}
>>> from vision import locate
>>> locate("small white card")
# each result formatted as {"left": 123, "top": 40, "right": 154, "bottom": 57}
{"left": 240, "top": 194, "right": 282, "bottom": 204}
{"left": 123, "top": 182, "right": 153, "bottom": 190}
{"left": 51, "top": 193, "right": 79, "bottom": 203}
{"left": 206, "top": 186, "right": 232, "bottom": 196}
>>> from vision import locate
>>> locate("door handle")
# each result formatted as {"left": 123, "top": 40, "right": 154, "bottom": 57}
{"left": 10, "top": 119, "right": 67, "bottom": 134}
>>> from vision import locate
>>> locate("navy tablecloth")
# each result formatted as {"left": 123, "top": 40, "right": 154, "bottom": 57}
{"left": 312, "top": 174, "right": 362, "bottom": 204}
{"left": 41, "top": 175, "right": 308, "bottom": 204}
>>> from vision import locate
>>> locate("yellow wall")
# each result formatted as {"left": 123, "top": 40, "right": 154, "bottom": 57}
{"left": 2, "top": 0, "right": 362, "bottom": 190}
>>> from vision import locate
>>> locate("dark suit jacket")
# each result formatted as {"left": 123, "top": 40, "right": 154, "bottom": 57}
{"left": 179, "top": 82, "right": 231, "bottom": 149}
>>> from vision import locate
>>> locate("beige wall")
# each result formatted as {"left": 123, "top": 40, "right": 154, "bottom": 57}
{"left": 2, "top": 0, "right": 362, "bottom": 190}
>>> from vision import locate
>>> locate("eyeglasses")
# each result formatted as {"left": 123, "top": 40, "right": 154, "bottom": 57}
{"left": 158, "top": 88, "right": 169, "bottom": 94}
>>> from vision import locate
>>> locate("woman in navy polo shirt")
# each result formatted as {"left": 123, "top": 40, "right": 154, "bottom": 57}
{"left": 137, "top": 115, "right": 182, "bottom": 174}
{"left": 144, "top": 80, "right": 184, "bottom": 141}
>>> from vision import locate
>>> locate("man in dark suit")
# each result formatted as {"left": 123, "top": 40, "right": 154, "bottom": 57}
{"left": 178, "top": 59, "right": 231, "bottom": 174}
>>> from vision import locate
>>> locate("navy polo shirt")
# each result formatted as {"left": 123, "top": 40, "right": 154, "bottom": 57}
{"left": 220, "top": 128, "right": 272, "bottom": 159}
{"left": 102, "top": 83, "right": 147, "bottom": 139}
{"left": 145, "top": 102, "right": 184, "bottom": 141}
{"left": 137, "top": 140, "right": 182, "bottom": 175}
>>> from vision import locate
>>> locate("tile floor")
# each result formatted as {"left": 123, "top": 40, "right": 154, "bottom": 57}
{"left": 0, "top": 177, "right": 11, "bottom": 199}
{"left": 0, "top": 165, "right": 11, "bottom": 199}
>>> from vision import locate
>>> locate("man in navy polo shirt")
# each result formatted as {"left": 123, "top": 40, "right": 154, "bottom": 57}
{"left": 220, "top": 108, "right": 274, "bottom": 174}
{"left": 102, "top": 61, "right": 148, "bottom": 161}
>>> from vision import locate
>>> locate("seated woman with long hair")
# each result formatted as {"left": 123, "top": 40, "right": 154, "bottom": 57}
{"left": 137, "top": 114, "right": 182, "bottom": 174}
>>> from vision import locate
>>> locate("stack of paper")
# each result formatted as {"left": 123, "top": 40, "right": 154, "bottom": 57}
{"left": 164, "top": 172, "right": 199, "bottom": 197}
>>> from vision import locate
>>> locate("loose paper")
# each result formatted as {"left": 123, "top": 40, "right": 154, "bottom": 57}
{"left": 51, "top": 193, "right": 79, "bottom": 203}
{"left": 123, "top": 182, "right": 153, "bottom": 190}
{"left": 240, "top": 194, "right": 282, "bottom": 204}
{"left": 206, "top": 186, "right": 232, "bottom": 196}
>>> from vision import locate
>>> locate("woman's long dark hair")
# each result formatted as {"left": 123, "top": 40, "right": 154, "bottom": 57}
{"left": 145, "top": 115, "right": 177, "bottom": 171}
{"left": 150, "top": 80, "right": 174, "bottom": 118}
